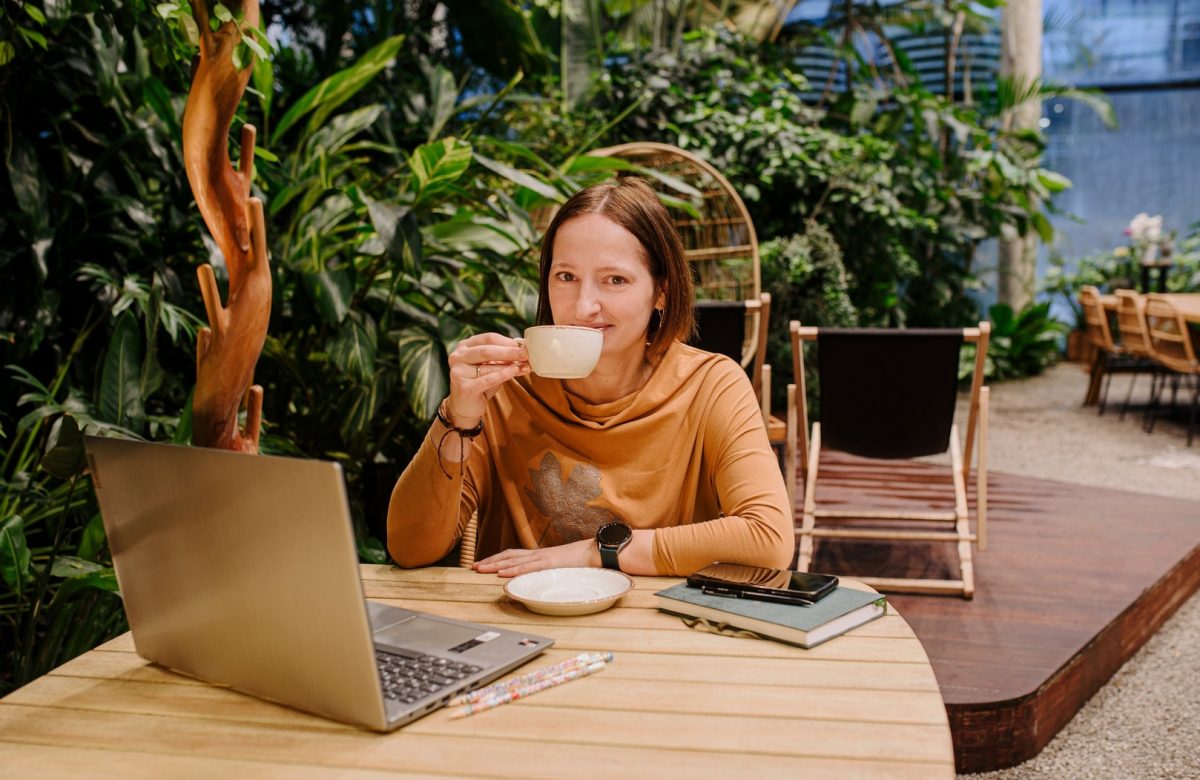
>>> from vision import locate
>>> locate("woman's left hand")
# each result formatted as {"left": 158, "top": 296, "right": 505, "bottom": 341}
{"left": 473, "top": 539, "right": 599, "bottom": 577}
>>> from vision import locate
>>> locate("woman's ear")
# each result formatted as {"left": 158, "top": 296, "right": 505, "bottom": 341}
{"left": 655, "top": 286, "right": 667, "bottom": 311}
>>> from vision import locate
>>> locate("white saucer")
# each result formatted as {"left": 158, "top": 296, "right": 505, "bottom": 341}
{"left": 504, "top": 568, "right": 633, "bottom": 616}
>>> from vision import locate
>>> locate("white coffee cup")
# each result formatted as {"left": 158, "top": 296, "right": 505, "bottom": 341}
{"left": 522, "top": 325, "right": 603, "bottom": 379}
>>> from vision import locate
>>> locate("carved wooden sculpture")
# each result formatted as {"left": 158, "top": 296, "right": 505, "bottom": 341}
{"left": 182, "top": 0, "right": 270, "bottom": 452}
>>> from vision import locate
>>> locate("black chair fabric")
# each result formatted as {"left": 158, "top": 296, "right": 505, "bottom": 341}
{"left": 817, "top": 329, "right": 964, "bottom": 459}
{"left": 689, "top": 301, "right": 747, "bottom": 362}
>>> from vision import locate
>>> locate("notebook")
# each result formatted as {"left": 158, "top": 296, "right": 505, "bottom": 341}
{"left": 83, "top": 436, "right": 553, "bottom": 731}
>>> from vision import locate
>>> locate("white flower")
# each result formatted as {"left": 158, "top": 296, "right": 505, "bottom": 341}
{"left": 1127, "top": 213, "right": 1164, "bottom": 243}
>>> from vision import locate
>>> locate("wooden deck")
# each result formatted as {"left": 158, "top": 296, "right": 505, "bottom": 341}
{"left": 798, "top": 451, "right": 1200, "bottom": 773}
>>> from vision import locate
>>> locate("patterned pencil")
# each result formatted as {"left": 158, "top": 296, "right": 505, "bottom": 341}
{"left": 448, "top": 651, "right": 613, "bottom": 707}
{"left": 448, "top": 660, "right": 609, "bottom": 719}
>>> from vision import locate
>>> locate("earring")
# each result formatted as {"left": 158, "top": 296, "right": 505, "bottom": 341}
{"left": 648, "top": 306, "right": 664, "bottom": 341}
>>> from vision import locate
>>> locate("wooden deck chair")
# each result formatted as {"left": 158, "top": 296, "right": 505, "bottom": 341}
{"left": 789, "top": 321, "right": 991, "bottom": 598}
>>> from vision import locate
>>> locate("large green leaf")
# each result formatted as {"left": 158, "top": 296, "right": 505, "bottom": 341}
{"left": 329, "top": 313, "right": 378, "bottom": 383}
{"left": 499, "top": 273, "right": 539, "bottom": 323}
{"left": 51, "top": 556, "right": 105, "bottom": 579}
{"left": 0, "top": 514, "right": 32, "bottom": 592}
{"left": 40, "top": 413, "right": 85, "bottom": 479}
{"left": 7, "top": 137, "right": 47, "bottom": 225}
{"left": 306, "top": 104, "right": 385, "bottom": 157}
{"left": 396, "top": 328, "right": 447, "bottom": 421}
{"left": 76, "top": 513, "right": 108, "bottom": 562}
{"left": 270, "top": 34, "right": 405, "bottom": 144}
{"left": 563, "top": 154, "right": 638, "bottom": 175}
{"left": 366, "top": 199, "right": 423, "bottom": 274}
{"left": 427, "top": 213, "right": 524, "bottom": 255}
{"left": 422, "top": 63, "right": 459, "bottom": 142}
{"left": 339, "top": 382, "right": 384, "bottom": 443}
{"left": 50, "top": 557, "right": 120, "bottom": 595}
{"left": 1037, "top": 170, "right": 1071, "bottom": 193}
{"left": 99, "top": 311, "right": 146, "bottom": 434}
{"left": 410, "top": 137, "right": 472, "bottom": 202}
{"left": 474, "top": 153, "right": 563, "bottom": 203}
{"left": 302, "top": 265, "right": 354, "bottom": 325}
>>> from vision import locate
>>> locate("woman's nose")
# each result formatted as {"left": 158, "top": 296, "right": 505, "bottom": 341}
{"left": 574, "top": 282, "right": 601, "bottom": 317}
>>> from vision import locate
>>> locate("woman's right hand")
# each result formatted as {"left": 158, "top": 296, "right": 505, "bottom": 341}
{"left": 445, "top": 332, "right": 530, "bottom": 426}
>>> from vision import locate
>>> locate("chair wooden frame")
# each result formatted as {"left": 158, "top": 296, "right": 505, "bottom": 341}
{"left": 1113, "top": 289, "right": 1160, "bottom": 421}
{"left": 1143, "top": 294, "right": 1200, "bottom": 446}
{"left": 788, "top": 321, "right": 991, "bottom": 598}
{"left": 1079, "top": 285, "right": 1158, "bottom": 414}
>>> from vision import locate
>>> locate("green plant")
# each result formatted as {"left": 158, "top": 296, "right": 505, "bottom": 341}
{"left": 760, "top": 221, "right": 857, "bottom": 412}
{"left": 594, "top": 29, "right": 1079, "bottom": 328}
{"left": 961, "top": 301, "right": 1066, "bottom": 382}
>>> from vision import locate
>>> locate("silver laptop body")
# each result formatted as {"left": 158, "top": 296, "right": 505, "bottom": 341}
{"left": 84, "top": 436, "right": 553, "bottom": 731}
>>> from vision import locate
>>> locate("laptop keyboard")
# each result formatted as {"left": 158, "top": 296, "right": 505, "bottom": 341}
{"left": 375, "top": 649, "right": 483, "bottom": 704}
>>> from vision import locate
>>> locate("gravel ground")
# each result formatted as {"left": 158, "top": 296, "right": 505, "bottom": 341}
{"left": 955, "top": 362, "right": 1200, "bottom": 780}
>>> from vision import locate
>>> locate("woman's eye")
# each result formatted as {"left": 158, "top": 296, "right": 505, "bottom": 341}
{"left": 608, "top": 276, "right": 628, "bottom": 285}
{"left": 555, "top": 272, "right": 575, "bottom": 282}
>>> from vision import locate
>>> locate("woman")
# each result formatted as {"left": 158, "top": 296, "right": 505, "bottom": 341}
{"left": 387, "top": 177, "right": 792, "bottom": 577}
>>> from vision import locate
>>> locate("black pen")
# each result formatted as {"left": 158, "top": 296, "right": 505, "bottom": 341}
{"left": 701, "top": 586, "right": 813, "bottom": 607}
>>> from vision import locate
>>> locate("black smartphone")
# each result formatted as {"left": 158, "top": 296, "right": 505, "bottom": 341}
{"left": 687, "top": 563, "right": 839, "bottom": 606}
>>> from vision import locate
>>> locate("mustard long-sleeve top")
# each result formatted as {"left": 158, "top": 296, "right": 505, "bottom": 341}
{"left": 387, "top": 341, "right": 793, "bottom": 576}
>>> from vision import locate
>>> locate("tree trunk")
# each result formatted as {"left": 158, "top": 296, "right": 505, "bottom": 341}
{"left": 998, "top": 0, "right": 1043, "bottom": 312}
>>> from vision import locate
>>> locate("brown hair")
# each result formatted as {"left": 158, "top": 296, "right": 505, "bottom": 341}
{"left": 536, "top": 177, "right": 694, "bottom": 363}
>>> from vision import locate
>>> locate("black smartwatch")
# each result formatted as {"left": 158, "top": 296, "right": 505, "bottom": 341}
{"left": 596, "top": 522, "right": 633, "bottom": 571}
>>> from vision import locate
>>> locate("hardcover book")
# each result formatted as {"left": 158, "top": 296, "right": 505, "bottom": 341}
{"left": 655, "top": 582, "right": 887, "bottom": 649}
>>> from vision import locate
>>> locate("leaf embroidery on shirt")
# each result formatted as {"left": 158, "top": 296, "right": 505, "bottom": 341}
{"left": 525, "top": 451, "right": 617, "bottom": 544}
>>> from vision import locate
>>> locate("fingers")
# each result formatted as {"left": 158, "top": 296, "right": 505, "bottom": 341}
{"left": 473, "top": 541, "right": 592, "bottom": 578}
{"left": 452, "top": 342, "right": 527, "bottom": 369}
{"left": 473, "top": 548, "right": 544, "bottom": 577}
{"left": 446, "top": 334, "right": 531, "bottom": 416}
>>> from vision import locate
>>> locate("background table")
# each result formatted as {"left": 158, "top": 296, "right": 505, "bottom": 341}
{"left": 1101, "top": 292, "right": 1200, "bottom": 323}
{"left": 0, "top": 566, "right": 954, "bottom": 779}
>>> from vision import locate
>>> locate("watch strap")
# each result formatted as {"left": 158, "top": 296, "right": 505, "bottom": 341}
{"left": 599, "top": 545, "right": 621, "bottom": 571}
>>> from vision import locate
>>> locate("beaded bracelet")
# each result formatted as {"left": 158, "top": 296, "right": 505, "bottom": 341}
{"left": 434, "top": 400, "right": 483, "bottom": 478}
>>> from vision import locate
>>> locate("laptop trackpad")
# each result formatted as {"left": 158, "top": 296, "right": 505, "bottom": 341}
{"left": 375, "top": 615, "right": 484, "bottom": 654}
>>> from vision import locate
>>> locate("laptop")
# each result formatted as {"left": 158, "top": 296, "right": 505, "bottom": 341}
{"left": 83, "top": 436, "right": 554, "bottom": 731}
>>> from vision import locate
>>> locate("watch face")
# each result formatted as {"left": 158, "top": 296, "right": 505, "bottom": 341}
{"left": 597, "top": 522, "right": 632, "bottom": 547}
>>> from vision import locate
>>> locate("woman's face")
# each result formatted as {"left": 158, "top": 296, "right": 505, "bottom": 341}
{"left": 547, "top": 214, "right": 664, "bottom": 365}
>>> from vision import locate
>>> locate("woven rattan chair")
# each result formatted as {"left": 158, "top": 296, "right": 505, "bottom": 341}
{"left": 590, "top": 142, "right": 794, "bottom": 488}
{"left": 457, "top": 145, "right": 797, "bottom": 564}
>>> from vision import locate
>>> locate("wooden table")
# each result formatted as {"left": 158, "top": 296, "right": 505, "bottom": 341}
{"left": 0, "top": 566, "right": 954, "bottom": 779}
{"left": 1100, "top": 292, "right": 1200, "bottom": 322}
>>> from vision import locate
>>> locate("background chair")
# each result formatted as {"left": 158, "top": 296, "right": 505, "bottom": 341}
{"left": 1079, "top": 285, "right": 1153, "bottom": 413}
{"left": 1143, "top": 295, "right": 1200, "bottom": 446}
{"left": 1113, "top": 289, "right": 1160, "bottom": 421}
{"left": 789, "top": 321, "right": 990, "bottom": 598}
